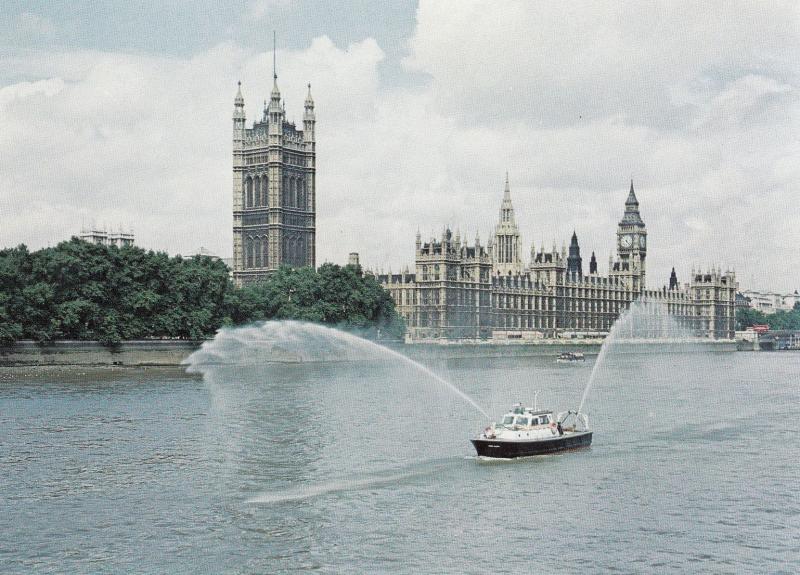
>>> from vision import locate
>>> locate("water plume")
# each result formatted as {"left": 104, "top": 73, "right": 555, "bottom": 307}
{"left": 185, "top": 321, "right": 490, "bottom": 419}
{"left": 578, "top": 299, "right": 702, "bottom": 413}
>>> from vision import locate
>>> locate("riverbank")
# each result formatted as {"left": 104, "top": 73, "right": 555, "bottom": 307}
{"left": 0, "top": 338, "right": 738, "bottom": 367}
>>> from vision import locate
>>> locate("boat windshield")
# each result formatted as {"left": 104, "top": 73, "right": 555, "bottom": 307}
{"left": 502, "top": 415, "right": 514, "bottom": 425}
{"left": 515, "top": 417, "right": 530, "bottom": 426}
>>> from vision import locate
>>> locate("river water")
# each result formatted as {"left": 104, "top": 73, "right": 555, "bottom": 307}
{"left": 1, "top": 351, "right": 798, "bottom": 573}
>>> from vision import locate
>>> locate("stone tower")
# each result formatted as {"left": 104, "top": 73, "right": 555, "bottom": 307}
{"left": 615, "top": 180, "right": 647, "bottom": 291}
{"left": 492, "top": 173, "right": 522, "bottom": 275}
{"left": 231, "top": 52, "right": 316, "bottom": 286}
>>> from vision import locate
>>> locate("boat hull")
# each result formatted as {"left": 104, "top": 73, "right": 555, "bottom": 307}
{"left": 471, "top": 431, "right": 593, "bottom": 458}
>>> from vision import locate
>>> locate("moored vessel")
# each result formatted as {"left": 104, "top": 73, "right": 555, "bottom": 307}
{"left": 471, "top": 404, "right": 592, "bottom": 458}
{"left": 556, "top": 352, "right": 585, "bottom": 363}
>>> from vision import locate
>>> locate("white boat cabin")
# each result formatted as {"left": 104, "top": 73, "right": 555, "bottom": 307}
{"left": 483, "top": 404, "right": 561, "bottom": 440}
{"left": 499, "top": 404, "right": 555, "bottom": 429}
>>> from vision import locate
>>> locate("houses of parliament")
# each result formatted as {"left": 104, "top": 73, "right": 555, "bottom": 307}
{"left": 377, "top": 177, "right": 738, "bottom": 341}
{"left": 227, "top": 67, "right": 735, "bottom": 341}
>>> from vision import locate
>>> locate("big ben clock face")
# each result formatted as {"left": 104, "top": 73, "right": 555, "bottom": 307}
{"left": 639, "top": 235, "right": 646, "bottom": 248}
{"left": 620, "top": 234, "right": 633, "bottom": 248}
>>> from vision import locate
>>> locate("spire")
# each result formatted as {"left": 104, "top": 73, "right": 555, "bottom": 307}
{"left": 232, "top": 81, "right": 245, "bottom": 122}
{"left": 269, "top": 32, "right": 282, "bottom": 111}
{"left": 567, "top": 232, "right": 582, "bottom": 277}
{"left": 589, "top": 251, "right": 597, "bottom": 274}
{"left": 626, "top": 179, "right": 639, "bottom": 207}
{"left": 669, "top": 267, "right": 678, "bottom": 290}
{"left": 305, "top": 83, "right": 314, "bottom": 107}
{"left": 621, "top": 179, "right": 644, "bottom": 226}
{"left": 272, "top": 30, "right": 277, "bottom": 82}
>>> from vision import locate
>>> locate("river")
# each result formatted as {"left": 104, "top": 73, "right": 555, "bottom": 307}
{"left": 1, "top": 350, "right": 798, "bottom": 573}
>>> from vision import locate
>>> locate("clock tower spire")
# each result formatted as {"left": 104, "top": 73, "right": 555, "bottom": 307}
{"left": 616, "top": 179, "right": 647, "bottom": 290}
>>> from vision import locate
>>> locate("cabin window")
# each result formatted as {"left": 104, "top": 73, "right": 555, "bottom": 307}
{"left": 502, "top": 416, "right": 514, "bottom": 425}
{"left": 515, "top": 417, "right": 530, "bottom": 426}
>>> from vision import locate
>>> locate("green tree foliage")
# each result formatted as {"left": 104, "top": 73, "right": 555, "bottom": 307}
{"left": 230, "top": 263, "right": 405, "bottom": 339}
{"left": 736, "top": 305, "right": 800, "bottom": 331}
{"left": 735, "top": 307, "right": 767, "bottom": 330}
{"left": 0, "top": 240, "right": 405, "bottom": 344}
{"left": 0, "top": 239, "right": 230, "bottom": 344}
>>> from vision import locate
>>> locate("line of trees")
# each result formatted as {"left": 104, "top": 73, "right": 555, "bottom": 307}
{"left": 736, "top": 303, "right": 800, "bottom": 331}
{"left": 0, "top": 238, "right": 404, "bottom": 345}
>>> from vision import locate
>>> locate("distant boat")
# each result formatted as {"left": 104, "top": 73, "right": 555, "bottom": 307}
{"left": 471, "top": 404, "right": 592, "bottom": 458}
{"left": 556, "top": 351, "right": 585, "bottom": 363}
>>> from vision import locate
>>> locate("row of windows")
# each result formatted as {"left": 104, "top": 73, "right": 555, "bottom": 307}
{"left": 420, "top": 264, "right": 490, "bottom": 283}
{"left": 243, "top": 174, "right": 310, "bottom": 210}
{"left": 243, "top": 235, "right": 309, "bottom": 269}
{"left": 244, "top": 236, "right": 268, "bottom": 269}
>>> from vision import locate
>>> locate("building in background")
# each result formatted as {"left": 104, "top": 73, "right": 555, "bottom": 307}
{"left": 377, "top": 180, "right": 737, "bottom": 341}
{"left": 79, "top": 227, "right": 135, "bottom": 248}
{"left": 231, "top": 54, "right": 316, "bottom": 286}
{"left": 739, "top": 290, "right": 798, "bottom": 314}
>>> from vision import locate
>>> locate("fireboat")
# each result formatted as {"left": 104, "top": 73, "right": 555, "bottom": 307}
{"left": 471, "top": 403, "right": 592, "bottom": 458}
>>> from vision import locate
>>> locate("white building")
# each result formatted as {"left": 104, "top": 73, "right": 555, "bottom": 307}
{"left": 741, "top": 290, "right": 798, "bottom": 314}
{"left": 79, "top": 227, "right": 135, "bottom": 247}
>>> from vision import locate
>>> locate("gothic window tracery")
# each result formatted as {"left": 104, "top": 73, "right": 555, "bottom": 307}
{"left": 261, "top": 175, "right": 268, "bottom": 206}
{"left": 245, "top": 177, "right": 253, "bottom": 208}
{"left": 245, "top": 236, "right": 254, "bottom": 268}
{"left": 254, "top": 237, "right": 263, "bottom": 268}
{"left": 254, "top": 177, "right": 261, "bottom": 207}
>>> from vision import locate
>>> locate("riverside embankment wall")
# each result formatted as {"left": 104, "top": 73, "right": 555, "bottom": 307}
{"left": 0, "top": 340, "right": 203, "bottom": 367}
{"left": 0, "top": 338, "right": 737, "bottom": 367}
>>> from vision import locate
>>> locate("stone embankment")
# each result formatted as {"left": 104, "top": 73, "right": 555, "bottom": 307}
{"left": 0, "top": 338, "right": 737, "bottom": 367}
{"left": 0, "top": 340, "right": 203, "bottom": 367}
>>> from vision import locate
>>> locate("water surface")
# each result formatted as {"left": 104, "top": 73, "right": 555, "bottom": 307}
{"left": 1, "top": 352, "right": 798, "bottom": 573}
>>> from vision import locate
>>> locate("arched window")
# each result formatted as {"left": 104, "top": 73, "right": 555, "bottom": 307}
{"left": 254, "top": 237, "right": 262, "bottom": 268}
{"left": 260, "top": 175, "right": 268, "bottom": 206}
{"left": 262, "top": 235, "right": 269, "bottom": 268}
{"left": 245, "top": 177, "right": 253, "bottom": 208}
{"left": 245, "top": 237, "right": 254, "bottom": 268}
{"left": 297, "top": 235, "right": 305, "bottom": 265}
{"left": 283, "top": 176, "right": 289, "bottom": 207}
{"left": 297, "top": 179, "right": 305, "bottom": 210}
{"left": 288, "top": 177, "right": 295, "bottom": 207}
{"left": 254, "top": 178, "right": 261, "bottom": 207}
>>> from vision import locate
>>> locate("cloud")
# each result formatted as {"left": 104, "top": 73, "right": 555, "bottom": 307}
{"left": 0, "top": 2, "right": 798, "bottom": 292}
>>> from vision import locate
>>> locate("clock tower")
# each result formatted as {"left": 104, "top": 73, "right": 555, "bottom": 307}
{"left": 616, "top": 180, "right": 647, "bottom": 290}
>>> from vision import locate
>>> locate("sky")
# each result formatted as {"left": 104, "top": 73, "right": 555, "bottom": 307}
{"left": 1, "top": 1, "right": 798, "bottom": 292}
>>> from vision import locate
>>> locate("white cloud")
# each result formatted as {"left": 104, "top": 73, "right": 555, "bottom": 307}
{"left": 1, "top": 2, "right": 798, "bottom": 292}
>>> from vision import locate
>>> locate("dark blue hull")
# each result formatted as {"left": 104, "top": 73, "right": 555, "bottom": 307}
{"left": 471, "top": 431, "right": 592, "bottom": 458}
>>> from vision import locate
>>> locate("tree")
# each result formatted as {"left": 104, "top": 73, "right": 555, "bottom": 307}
{"left": 735, "top": 307, "right": 767, "bottom": 331}
{"left": 230, "top": 264, "right": 405, "bottom": 338}
{"left": 0, "top": 240, "right": 405, "bottom": 345}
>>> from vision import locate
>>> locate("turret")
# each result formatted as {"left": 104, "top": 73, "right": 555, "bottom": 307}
{"left": 669, "top": 267, "right": 678, "bottom": 290}
{"left": 232, "top": 81, "right": 246, "bottom": 143}
{"left": 589, "top": 251, "right": 597, "bottom": 275}
{"left": 303, "top": 83, "right": 315, "bottom": 143}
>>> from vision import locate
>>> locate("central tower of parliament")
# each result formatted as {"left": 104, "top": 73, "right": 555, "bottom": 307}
{"left": 231, "top": 64, "right": 316, "bottom": 286}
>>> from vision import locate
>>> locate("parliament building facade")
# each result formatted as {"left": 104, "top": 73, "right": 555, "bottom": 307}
{"left": 377, "top": 178, "right": 737, "bottom": 341}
